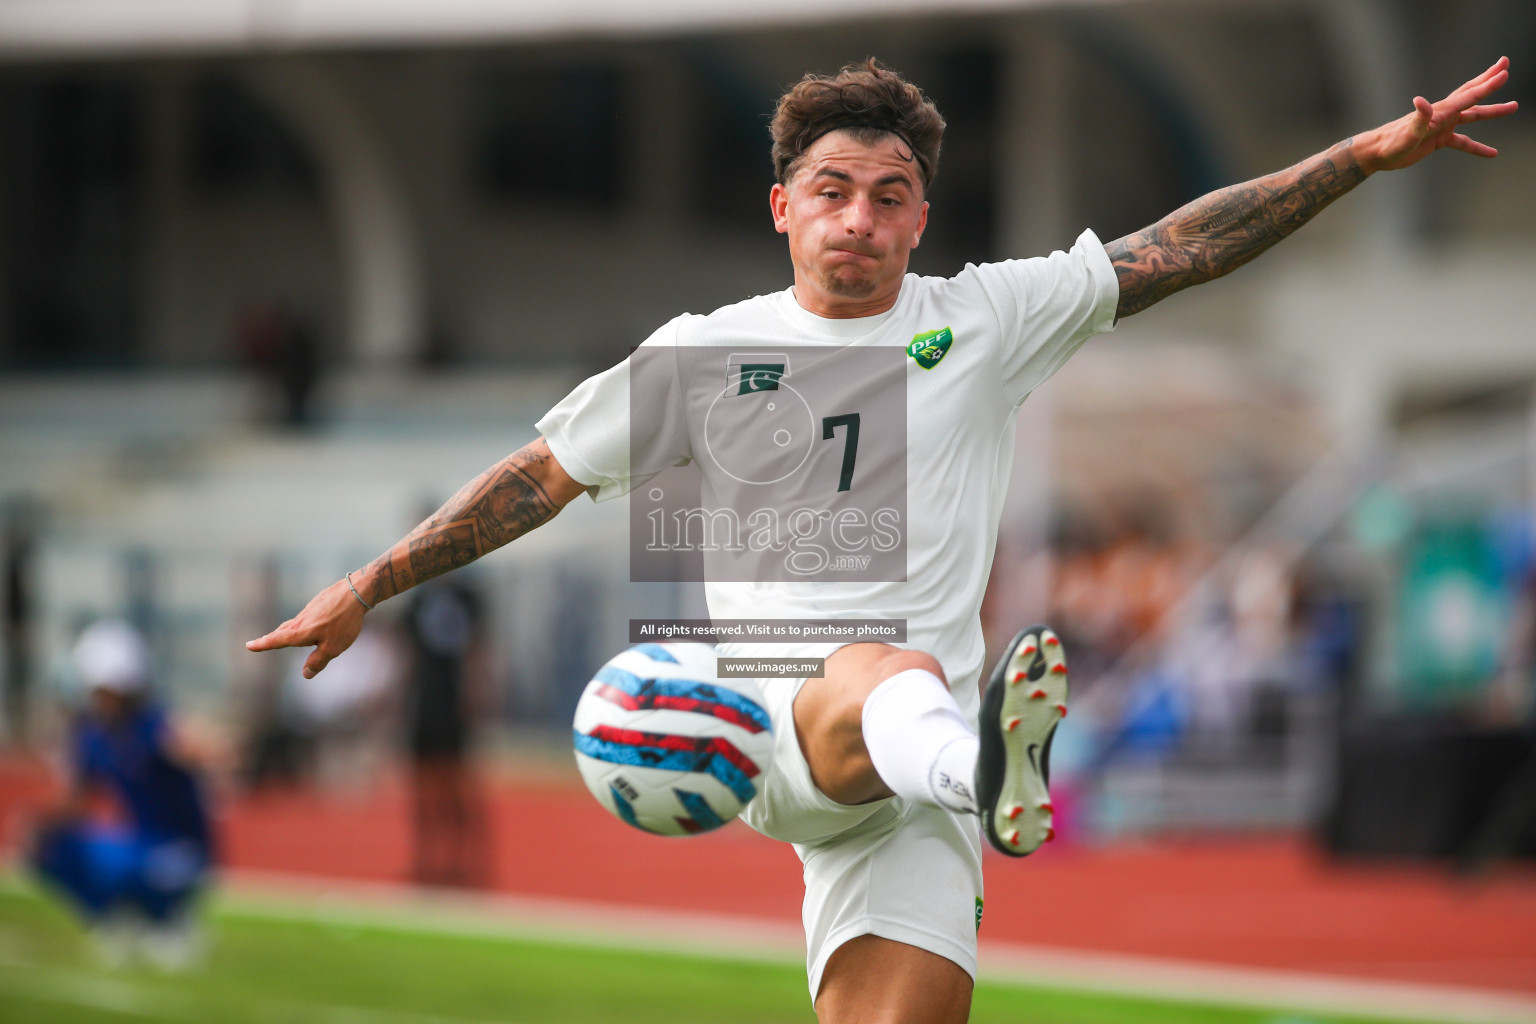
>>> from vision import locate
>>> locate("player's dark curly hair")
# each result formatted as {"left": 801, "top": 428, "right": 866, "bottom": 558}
{"left": 770, "top": 58, "right": 945, "bottom": 192}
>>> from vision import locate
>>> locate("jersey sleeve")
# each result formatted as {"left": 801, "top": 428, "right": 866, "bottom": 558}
{"left": 961, "top": 228, "right": 1120, "bottom": 405}
{"left": 536, "top": 317, "right": 694, "bottom": 503}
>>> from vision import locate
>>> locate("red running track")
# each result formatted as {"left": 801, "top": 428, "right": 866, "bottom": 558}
{"left": 4, "top": 756, "right": 1534, "bottom": 994}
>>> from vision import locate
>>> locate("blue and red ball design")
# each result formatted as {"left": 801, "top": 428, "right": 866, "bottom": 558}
{"left": 572, "top": 643, "right": 775, "bottom": 836}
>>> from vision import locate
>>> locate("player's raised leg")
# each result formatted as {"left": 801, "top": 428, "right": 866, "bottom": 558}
{"left": 816, "top": 935, "right": 972, "bottom": 1024}
{"left": 793, "top": 631, "right": 1068, "bottom": 850}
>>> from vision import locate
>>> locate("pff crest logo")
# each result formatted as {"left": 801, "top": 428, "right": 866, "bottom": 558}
{"left": 906, "top": 327, "right": 953, "bottom": 369}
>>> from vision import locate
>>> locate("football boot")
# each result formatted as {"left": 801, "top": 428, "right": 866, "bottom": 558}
{"left": 976, "top": 624, "right": 1067, "bottom": 856}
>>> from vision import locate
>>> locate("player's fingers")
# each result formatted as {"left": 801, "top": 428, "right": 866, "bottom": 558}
{"left": 1459, "top": 56, "right": 1509, "bottom": 93}
{"left": 246, "top": 620, "right": 307, "bottom": 652}
{"left": 1447, "top": 133, "right": 1498, "bottom": 158}
{"left": 1439, "top": 70, "right": 1506, "bottom": 120}
{"left": 245, "top": 632, "right": 282, "bottom": 652}
{"left": 1478, "top": 56, "right": 1510, "bottom": 84}
{"left": 1460, "top": 100, "right": 1519, "bottom": 123}
{"left": 302, "top": 646, "right": 334, "bottom": 679}
{"left": 1468, "top": 67, "right": 1510, "bottom": 101}
{"left": 1452, "top": 68, "right": 1509, "bottom": 110}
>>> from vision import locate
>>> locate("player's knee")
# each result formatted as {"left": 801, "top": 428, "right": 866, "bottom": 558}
{"left": 800, "top": 646, "right": 948, "bottom": 754}
{"left": 870, "top": 648, "right": 946, "bottom": 689}
{"left": 817, "top": 647, "right": 947, "bottom": 728}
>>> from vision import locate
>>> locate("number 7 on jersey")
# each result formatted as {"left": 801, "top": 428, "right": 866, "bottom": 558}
{"left": 821, "top": 413, "right": 860, "bottom": 492}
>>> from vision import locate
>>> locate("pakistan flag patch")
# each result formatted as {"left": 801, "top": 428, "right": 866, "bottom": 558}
{"left": 907, "top": 327, "right": 953, "bottom": 369}
{"left": 975, "top": 897, "right": 984, "bottom": 932}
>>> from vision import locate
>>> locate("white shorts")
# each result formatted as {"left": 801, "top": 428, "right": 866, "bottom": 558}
{"left": 737, "top": 673, "right": 984, "bottom": 1000}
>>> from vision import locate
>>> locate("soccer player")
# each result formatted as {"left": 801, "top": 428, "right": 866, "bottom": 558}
{"left": 30, "top": 620, "right": 214, "bottom": 968}
{"left": 249, "top": 57, "right": 1516, "bottom": 1023}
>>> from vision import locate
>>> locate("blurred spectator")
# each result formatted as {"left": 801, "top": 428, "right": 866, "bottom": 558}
{"left": 1044, "top": 499, "right": 1202, "bottom": 697}
{"left": 1458, "top": 561, "right": 1536, "bottom": 872}
{"left": 1291, "top": 561, "right": 1364, "bottom": 701}
{"left": 236, "top": 303, "right": 321, "bottom": 429}
{"left": 239, "top": 658, "right": 310, "bottom": 793}
{"left": 1488, "top": 513, "right": 1536, "bottom": 723}
{"left": 3, "top": 507, "right": 36, "bottom": 746}
{"left": 401, "top": 577, "right": 492, "bottom": 888}
{"left": 235, "top": 557, "right": 309, "bottom": 793}
{"left": 284, "top": 624, "right": 396, "bottom": 795}
{"left": 26, "top": 621, "right": 214, "bottom": 969}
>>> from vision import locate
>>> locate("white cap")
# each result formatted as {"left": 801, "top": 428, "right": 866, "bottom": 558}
{"left": 72, "top": 620, "right": 150, "bottom": 695}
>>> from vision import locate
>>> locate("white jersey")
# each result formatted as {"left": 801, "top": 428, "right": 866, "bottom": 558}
{"left": 538, "top": 229, "right": 1118, "bottom": 721}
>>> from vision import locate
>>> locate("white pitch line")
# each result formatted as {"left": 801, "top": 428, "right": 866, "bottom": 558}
{"left": 0, "top": 963, "right": 181, "bottom": 1018}
{"left": 0, "top": 955, "right": 518, "bottom": 1024}
{"left": 977, "top": 943, "right": 1536, "bottom": 1024}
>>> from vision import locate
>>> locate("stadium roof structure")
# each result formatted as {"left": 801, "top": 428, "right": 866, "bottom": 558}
{"left": 0, "top": 0, "right": 1119, "bottom": 59}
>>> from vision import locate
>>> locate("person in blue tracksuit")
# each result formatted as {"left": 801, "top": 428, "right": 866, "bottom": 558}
{"left": 29, "top": 620, "right": 213, "bottom": 966}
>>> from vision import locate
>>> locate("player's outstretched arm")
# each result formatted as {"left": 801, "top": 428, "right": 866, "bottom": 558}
{"left": 1107, "top": 57, "right": 1516, "bottom": 319}
{"left": 246, "top": 438, "right": 587, "bottom": 678}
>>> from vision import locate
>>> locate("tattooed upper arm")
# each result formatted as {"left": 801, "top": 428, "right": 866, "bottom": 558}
{"left": 1107, "top": 141, "right": 1367, "bottom": 320}
{"left": 1105, "top": 227, "right": 1192, "bottom": 320}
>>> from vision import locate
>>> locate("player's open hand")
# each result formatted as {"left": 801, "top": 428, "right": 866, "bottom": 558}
{"left": 245, "top": 578, "right": 366, "bottom": 678}
{"left": 1362, "top": 57, "right": 1517, "bottom": 172}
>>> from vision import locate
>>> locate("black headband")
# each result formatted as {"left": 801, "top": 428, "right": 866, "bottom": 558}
{"left": 801, "top": 121, "right": 930, "bottom": 184}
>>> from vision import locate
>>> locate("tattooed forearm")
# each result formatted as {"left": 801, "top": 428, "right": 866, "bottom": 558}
{"left": 357, "top": 442, "right": 562, "bottom": 603}
{"left": 1106, "top": 140, "right": 1368, "bottom": 319}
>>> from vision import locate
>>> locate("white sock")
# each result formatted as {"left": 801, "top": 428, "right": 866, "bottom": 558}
{"left": 861, "top": 668, "right": 980, "bottom": 814}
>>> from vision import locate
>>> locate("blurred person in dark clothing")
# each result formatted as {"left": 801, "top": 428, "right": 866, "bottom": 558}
{"left": 236, "top": 303, "right": 321, "bottom": 429}
{"left": 1459, "top": 566, "right": 1536, "bottom": 871}
{"left": 403, "top": 577, "right": 492, "bottom": 887}
{"left": 3, "top": 509, "right": 36, "bottom": 745}
{"left": 27, "top": 620, "right": 214, "bottom": 968}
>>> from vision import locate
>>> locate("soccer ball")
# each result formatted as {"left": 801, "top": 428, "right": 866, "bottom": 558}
{"left": 572, "top": 643, "right": 775, "bottom": 836}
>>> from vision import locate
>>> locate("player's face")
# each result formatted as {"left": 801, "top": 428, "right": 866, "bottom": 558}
{"left": 770, "top": 130, "right": 928, "bottom": 318}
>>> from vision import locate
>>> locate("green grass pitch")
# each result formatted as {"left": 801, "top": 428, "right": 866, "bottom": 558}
{"left": 0, "top": 881, "right": 1439, "bottom": 1024}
